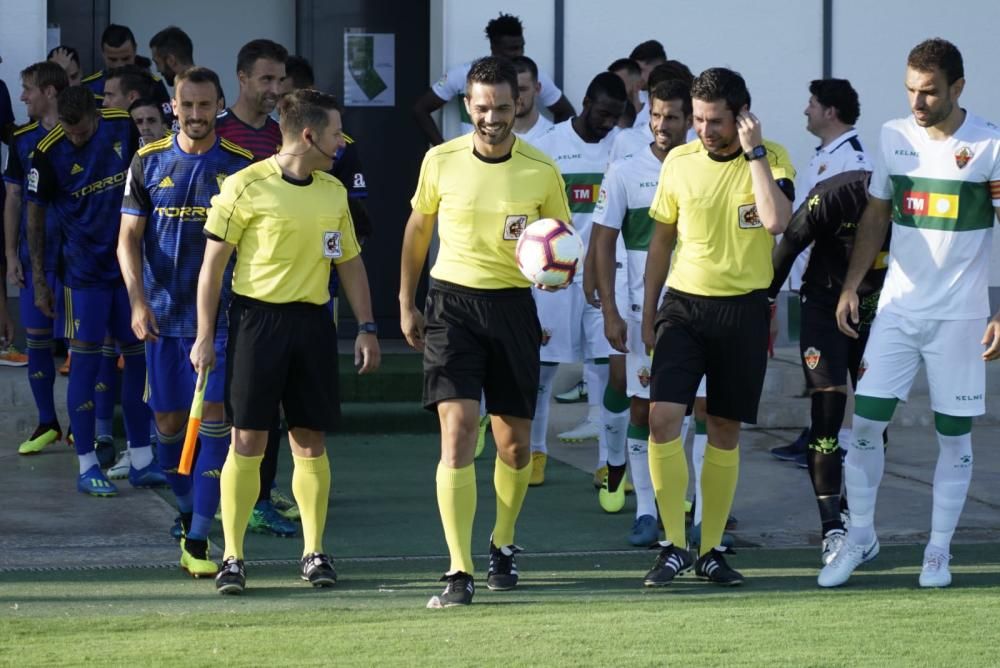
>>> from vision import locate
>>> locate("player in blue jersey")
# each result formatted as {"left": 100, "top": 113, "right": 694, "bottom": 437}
{"left": 119, "top": 67, "right": 253, "bottom": 576}
{"left": 25, "top": 85, "right": 165, "bottom": 496}
{"left": 3, "top": 62, "right": 69, "bottom": 455}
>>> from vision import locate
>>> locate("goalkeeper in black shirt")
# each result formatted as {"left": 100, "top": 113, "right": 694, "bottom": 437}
{"left": 769, "top": 169, "right": 889, "bottom": 566}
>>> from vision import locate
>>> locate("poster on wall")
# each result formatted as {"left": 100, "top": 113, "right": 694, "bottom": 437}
{"left": 343, "top": 31, "right": 394, "bottom": 107}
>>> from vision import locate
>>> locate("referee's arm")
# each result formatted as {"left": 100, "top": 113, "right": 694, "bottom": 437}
{"left": 398, "top": 209, "right": 437, "bottom": 351}
{"left": 336, "top": 255, "right": 381, "bottom": 374}
{"left": 191, "top": 236, "right": 234, "bottom": 374}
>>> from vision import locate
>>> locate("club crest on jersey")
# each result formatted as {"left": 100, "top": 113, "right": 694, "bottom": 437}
{"left": 113, "top": 141, "right": 123, "bottom": 159}
{"left": 323, "top": 231, "right": 342, "bottom": 258}
{"left": 503, "top": 215, "right": 527, "bottom": 240}
{"left": 955, "top": 146, "right": 973, "bottom": 169}
{"left": 638, "top": 366, "right": 651, "bottom": 388}
{"left": 738, "top": 203, "right": 761, "bottom": 229}
{"left": 817, "top": 163, "right": 827, "bottom": 176}
{"left": 540, "top": 328, "right": 552, "bottom": 346}
{"left": 803, "top": 346, "right": 821, "bottom": 370}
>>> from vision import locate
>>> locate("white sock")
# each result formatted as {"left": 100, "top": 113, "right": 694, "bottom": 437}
{"left": 838, "top": 427, "right": 852, "bottom": 451}
{"left": 602, "top": 406, "right": 629, "bottom": 467}
{"left": 627, "top": 435, "right": 657, "bottom": 518}
{"left": 844, "top": 415, "right": 888, "bottom": 546}
{"left": 692, "top": 429, "right": 707, "bottom": 526}
{"left": 584, "top": 362, "right": 607, "bottom": 424}
{"left": 129, "top": 444, "right": 154, "bottom": 469}
{"left": 531, "top": 365, "right": 559, "bottom": 454}
{"left": 597, "top": 427, "right": 608, "bottom": 469}
{"left": 78, "top": 451, "right": 99, "bottom": 475}
{"left": 929, "top": 431, "right": 973, "bottom": 553}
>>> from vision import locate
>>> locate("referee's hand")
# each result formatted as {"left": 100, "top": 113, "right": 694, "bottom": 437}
{"left": 401, "top": 305, "right": 426, "bottom": 352}
{"left": 836, "top": 289, "right": 860, "bottom": 340}
{"left": 355, "top": 333, "right": 381, "bottom": 374}
{"left": 190, "top": 336, "right": 216, "bottom": 376}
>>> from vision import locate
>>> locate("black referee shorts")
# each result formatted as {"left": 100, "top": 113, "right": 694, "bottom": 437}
{"left": 799, "top": 294, "right": 872, "bottom": 391}
{"left": 650, "top": 289, "right": 769, "bottom": 424}
{"left": 225, "top": 296, "right": 341, "bottom": 432}
{"left": 422, "top": 279, "right": 540, "bottom": 419}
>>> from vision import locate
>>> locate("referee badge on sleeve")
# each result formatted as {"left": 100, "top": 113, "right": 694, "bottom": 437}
{"left": 324, "top": 231, "right": 342, "bottom": 258}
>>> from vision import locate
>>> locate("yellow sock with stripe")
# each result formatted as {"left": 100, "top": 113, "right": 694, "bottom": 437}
{"left": 492, "top": 455, "right": 532, "bottom": 546}
{"left": 292, "top": 451, "right": 331, "bottom": 556}
{"left": 648, "top": 437, "right": 688, "bottom": 547}
{"left": 220, "top": 447, "right": 263, "bottom": 560}
{"left": 699, "top": 444, "right": 740, "bottom": 556}
{"left": 436, "top": 462, "right": 477, "bottom": 574}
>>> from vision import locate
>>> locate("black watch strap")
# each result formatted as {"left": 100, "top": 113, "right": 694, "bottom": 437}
{"left": 358, "top": 321, "right": 378, "bottom": 335}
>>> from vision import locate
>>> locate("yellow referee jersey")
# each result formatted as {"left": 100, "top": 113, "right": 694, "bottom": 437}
{"left": 411, "top": 134, "right": 571, "bottom": 289}
{"left": 204, "top": 156, "right": 361, "bottom": 305}
{"left": 649, "top": 138, "right": 795, "bottom": 296}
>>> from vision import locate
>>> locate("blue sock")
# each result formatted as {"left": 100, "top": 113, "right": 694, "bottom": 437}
{"left": 67, "top": 345, "right": 101, "bottom": 456}
{"left": 25, "top": 333, "right": 57, "bottom": 424}
{"left": 94, "top": 345, "right": 117, "bottom": 439}
{"left": 155, "top": 426, "right": 193, "bottom": 513}
{"left": 188, "top": 420, "right": 230, "bottom": 540}
{"left": 119, "top": 343, "right": 152, "bottom": 448}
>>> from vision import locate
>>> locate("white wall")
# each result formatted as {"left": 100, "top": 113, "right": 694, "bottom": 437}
{"left": 0, "top": 0, "right": 47, "bottom": 125}
{"left": 109, "top": 0, "right": 295, "bottom": 107}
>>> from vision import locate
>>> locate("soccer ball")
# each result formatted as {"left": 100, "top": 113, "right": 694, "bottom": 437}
{"left": 515, "top": 218, "right": 583, "bottom": 288}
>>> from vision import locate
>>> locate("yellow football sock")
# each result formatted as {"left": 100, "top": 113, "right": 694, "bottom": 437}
{"left": 436, "top": 462, "right": 477, "bottom": 575}
{"left": 292, "top": 451, "right": 331, "bottom": 557}
{"left": 648, "top": 437, "right": 687, "bottom": 547}
{"left": 220, "top": 447, "right": 263, "bottom": 560}
{"left": 699, "top": 444, "right": 740, "bottom": 556}
{"left": 492, "top": 455, "right": 531, "bottom": 547}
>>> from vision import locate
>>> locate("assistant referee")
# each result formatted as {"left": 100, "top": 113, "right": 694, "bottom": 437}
{"left": 640, "top": 68, "right": 795, "bottom": 587}
{"left": 400, "top": 56, "right": 570, "bottom": 607}
{"left": 192, "top": 89, "right": 380, "bottom": 595}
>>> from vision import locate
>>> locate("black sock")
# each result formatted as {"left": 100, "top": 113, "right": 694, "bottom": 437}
{"left": 606, "top": 462, "right": 627, "bottom": 492}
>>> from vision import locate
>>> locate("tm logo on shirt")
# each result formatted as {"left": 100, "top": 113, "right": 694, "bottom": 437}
{"left": 902, "top": 191, "right": 959, "bottom": 219}
{"left": 570, "top": 184, "right": 598, "bottom": 203}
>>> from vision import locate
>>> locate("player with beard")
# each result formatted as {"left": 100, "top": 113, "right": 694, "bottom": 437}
{"left": 820, "top": 39, "right": 1000, "bottom": 589}
{"left": 511, "top": 56, "right": 551, "bottom": 144}
{"left": 400, "top": 57, "right": 569, "bottom": 607}
{"left": 529, "top": 73, "right": 626, "bottom": 487}
{"left": 589, "top": 80, "right": 692, "bottom": 541}
{"left": 641, "top": 68, "right": 795, "bottom": 586}
{"left": 4, "top": 61, "right": 69, "bottom": 455}
{"left": 118, "top": 67, "right": 253, "bottom": 577}
{"left": 82, "top": 25, "right": 171, "bottom": 118}
{"left": 149, "top": 27, "right": 196, "bottom": 89}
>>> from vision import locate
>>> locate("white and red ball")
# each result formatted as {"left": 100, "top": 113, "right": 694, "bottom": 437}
{"left": 515, "top": 218, "right": 583, "bottom": 288}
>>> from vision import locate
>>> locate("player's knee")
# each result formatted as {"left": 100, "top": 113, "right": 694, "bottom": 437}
{"left": 809, "top": 391, "right": 847, "bottom": 449}
{"left": 629, "top": 397, "right": 649, "bottom": 426}
{"left": 648, "top": 402, "right": 684, "bottom": 442}
{"left": 154, "top": 411, "right": 187, "bottom": 436}
{"left": 705, "top": 415, "right": 740, "bottom": 449}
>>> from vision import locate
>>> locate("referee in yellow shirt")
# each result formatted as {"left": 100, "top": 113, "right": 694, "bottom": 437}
{"left": 192, "top": 89, "right": 380, "bottom": 595}
{"left": 400, "top": 56, "right": 570, "bottom": 607}
{"left": 640, "top": 68, "right": 795, "bottom": 587}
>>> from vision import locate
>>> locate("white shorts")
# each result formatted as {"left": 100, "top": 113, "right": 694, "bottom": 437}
{"left": 857, "top": 310, "right": 986, "bottom": 416}
{"left": 626, "top": 318, "right": 652, "bottom": 398}
{"left": 626, "top": 317, "right": 707, "bottom": 400}
{"left": 536, "top": 277, "right": 627, "bottom": 364}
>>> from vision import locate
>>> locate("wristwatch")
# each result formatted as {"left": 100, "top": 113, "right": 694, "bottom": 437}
{"left": 358, "top": 321, "right": 378, "bottom": 335}
{"left": 744, "top": 145, "right": 767, "bottom": 162}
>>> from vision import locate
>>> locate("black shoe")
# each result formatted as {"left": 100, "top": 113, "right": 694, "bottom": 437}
{"left": 300, "top": 552, "right": 337, "bottom": 587}
{"left": 216, "top": 557, "right": 246, "bottom": 595}
{"left": 487, "top": 541, "right": 522, "bottom": 591}
{"left": 428, "top": 571, "right": 475, "bottom": 607}
{"left": 95, "top": 436, "right": 116, "bottom": 469}
{"left": 643, "top": 543, "right": 693, "bottom": 587}
{"left": 694, "top": 546, "right": 743, "bottom": 586}
{"left": 770, "top": 427, "right": 809, "bottom": 462}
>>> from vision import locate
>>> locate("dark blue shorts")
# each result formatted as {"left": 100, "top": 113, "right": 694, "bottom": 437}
{"left": 145, "top": 335, "right": 228, "bottom": 413}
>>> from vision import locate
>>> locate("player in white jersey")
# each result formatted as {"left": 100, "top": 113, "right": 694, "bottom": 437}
{"left": 771, "top": 78, "right": 871, "bottom": 464}
{"left": 511, "top": 56, "right": 552, "bottom": 145}
{"left": 820, "top": 39, "right": 1000, "bottom": 589}
{"left": 413, "top": 13, "right": 573, "bottom": 145}
{"left": 591, "top": 80, "right": 692, "bottom": 543}
{"left": 528, "top": 73, "right": 626, "bottom": 487}
{"left": 627, "top": 40, "right": 666, "bottom": 130}
{"left": 609, "top": 58, "right": 642, "bottom": 129}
